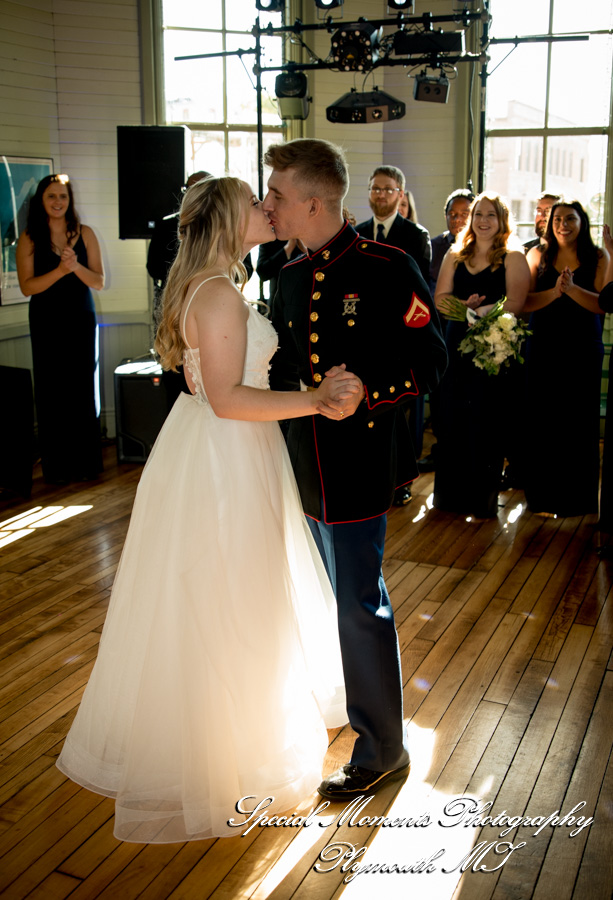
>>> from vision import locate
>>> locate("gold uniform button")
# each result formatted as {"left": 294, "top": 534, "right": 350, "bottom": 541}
{"left": 310, "top": 312, "right": 319, "bottom": 321}
{"left": 322, "top": 250, "right": 330, "bottom": 260}
{"left": 311, "top": 353, "right": 319, "bottom": 363}
{"left": 405, "top": 380, "right": 412, "bottom": 388}
{"left": 373, "top": 391, "right": 379, "bottom": 399}
{"left": 347, "top": 319, "right": 355, "bottom": 327}
{"left": 310, "top": 333, "right": 319, "bottom": 343}
{"left": 315, "top": 272, "right": 325, "bottom": 282}
{"left": 288, "top": 320, "right": 292, "bottom": 328}
{"left": 389, "top": 386, "right": 396, "bottom": 393}
{"left": 360, "top": 242, "right": 368, "bottom": 248}
{"left": 312, "top": 291, "right": 321, "bottom": 300}
{"left": 368, "top": 421, "right": 374, "bottom": 428}
{"left": 313, "top": 373, "right": 322, "bottom": 383}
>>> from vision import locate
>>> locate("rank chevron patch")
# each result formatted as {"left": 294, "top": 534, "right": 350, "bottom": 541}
{"left": 404, "top": 293, "right": 431, "bottom": 328}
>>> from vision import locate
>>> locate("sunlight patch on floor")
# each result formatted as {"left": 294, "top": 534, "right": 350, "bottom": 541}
{"left": 252, "top": 724, "right": 485, "bottom": 899}
{"left": 0, "top": 505, "right": 93, "bottom": 548}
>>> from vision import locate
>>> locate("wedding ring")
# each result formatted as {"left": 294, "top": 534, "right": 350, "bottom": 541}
{"left": 340, "top": 411, "right": 344, "bottom": 418}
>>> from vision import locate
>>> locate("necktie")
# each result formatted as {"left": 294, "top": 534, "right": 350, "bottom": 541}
{"left": 376, "top": 223, "right": 385, "bottom": 242}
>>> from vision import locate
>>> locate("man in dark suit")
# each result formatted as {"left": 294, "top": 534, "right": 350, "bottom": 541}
{"left": 263, "top": 139, "right": 447, "bottom": 800}
{"left": 429, "top": 188, "right": 474, "bottom": 293}
{"left": 357, "top": 166, "right": 432, "bottom": 500}
{"left": 522, "top": 191, "right": 560, "bottom": 254}
{"left": 356, "top": 165, "right": 431, "bottom": 284}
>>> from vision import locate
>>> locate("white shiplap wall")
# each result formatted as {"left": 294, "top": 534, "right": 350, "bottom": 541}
{"left": 0, "top": 0, "right": 151, "bottom": 437}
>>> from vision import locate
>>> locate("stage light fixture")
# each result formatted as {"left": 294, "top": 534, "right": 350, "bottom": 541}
{"left": 387, "top": 0, "right": 415, "bottom": 10}
{"left": 413, "top": 71, "right": 450, "bottom": 103}
{"left": 256, "top": 0, "right": 284, "bottom": 11}
{"left": 330, "top": 22, "right": 382, "bottom": 72}
{"left": 393, "top": 29, "right": 464, "bottom": 56}
{"left": 314, "top": 0, "right": 344, "bottom": 9}
{"left": 326, "top": 89, "right": 405, "bottom": 124}
{"left": 275, "top": 71, "right": 310, "bottom": 120}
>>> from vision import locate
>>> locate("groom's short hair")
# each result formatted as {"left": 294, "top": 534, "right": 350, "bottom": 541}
{"left": 264, "top": 139, "right": 349, "bottom": 209}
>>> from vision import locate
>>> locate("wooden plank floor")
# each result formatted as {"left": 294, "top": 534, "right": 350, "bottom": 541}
{"left": 0, "top": 440, "right": 611, "bottom": 900}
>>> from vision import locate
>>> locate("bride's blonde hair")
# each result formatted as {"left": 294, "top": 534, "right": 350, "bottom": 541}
{"left": 155, "top": 176, "right": 248, "bottom": 371}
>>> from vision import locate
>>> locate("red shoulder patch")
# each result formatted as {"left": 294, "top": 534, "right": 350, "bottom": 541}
{"left": 404, "top": 293, "right": 431, "bottom": 328}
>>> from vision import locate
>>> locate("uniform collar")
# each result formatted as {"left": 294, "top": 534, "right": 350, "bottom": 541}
{"left": 306, "top": 220, "right": 358, "bottom": 266}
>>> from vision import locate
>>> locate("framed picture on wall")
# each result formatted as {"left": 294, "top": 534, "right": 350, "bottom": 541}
{"left": 0, "top": 156, "right": 54, "bottom": 305}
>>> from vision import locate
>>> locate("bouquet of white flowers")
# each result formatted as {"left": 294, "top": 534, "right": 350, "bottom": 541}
{"left": 438, "top": 296, "right": 531, "bottom": 376}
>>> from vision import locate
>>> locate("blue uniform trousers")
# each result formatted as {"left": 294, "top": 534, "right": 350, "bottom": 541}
{"left": 307, "top": 512, "right": 410, "bottom": 772}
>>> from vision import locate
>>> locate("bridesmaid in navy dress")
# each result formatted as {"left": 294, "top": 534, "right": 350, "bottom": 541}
{"left": 433, "top": 192, "right": 529, "bottom": 518}
{"left": 16, "top": 175, "right": 104, "bottom": 484}
{"left": 523, "top": 201, "right": 612, "bottom": 517}
{"left": 597, "top": 225, "right": 613, "bottom": 529}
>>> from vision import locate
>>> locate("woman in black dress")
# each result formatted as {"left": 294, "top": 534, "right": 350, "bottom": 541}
{"left": 523, "top": 201, "right": 612, "bottom": 517}
{"left": 16, "top": 175, "right": 104, "bottom": 484}
{"left": 433, "top": 192, "right": 530, "bottom": 518}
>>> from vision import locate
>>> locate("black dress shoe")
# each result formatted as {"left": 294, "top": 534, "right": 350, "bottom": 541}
{"left": 417, "top": 452, "right": 436, "bottom": 473}
{"left": 393, "top": 486, "right": 412, "bottom": 506}
{"left": 317, "top": 763, "right": 410, "bottom": 799}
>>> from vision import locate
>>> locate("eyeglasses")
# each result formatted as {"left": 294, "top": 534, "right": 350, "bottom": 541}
{"left": 447, "top": 212, "right": 469, "bottom": 221}
{"left": 369, "top": 186, "right": 401, "bottom": 196}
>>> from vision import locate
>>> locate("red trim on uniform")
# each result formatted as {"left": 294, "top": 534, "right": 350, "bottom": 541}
{"left": 285, "top": 253, "right": 308, "bottom": 269}
{"left": 306, "top": 220, "right": 351, "bottom": 260}
{"left": 363, "top": 372, "right": 419, "bottom": 410}
{"left": 355, "top": 239, "right": 396, "bottom": 263}
{"left": 311, "top": 415, "right": 328, "bottom": 517}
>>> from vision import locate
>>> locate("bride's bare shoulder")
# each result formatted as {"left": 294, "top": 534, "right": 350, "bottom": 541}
{"left": 187, "top": 271, "right": 242, "bottom": 302}
{"left": 185, "top": 272, "right": 248, "bottom": 332}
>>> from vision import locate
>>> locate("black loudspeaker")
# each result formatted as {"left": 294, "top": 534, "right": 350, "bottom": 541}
{"left": 114, "top": 360, "right": 186, "bottom": 463}
{"left": 0, "top": 365, "right": 34, "bottom": 498}
{"left": 117, "top": 125, "right": 186, "bottom": 239}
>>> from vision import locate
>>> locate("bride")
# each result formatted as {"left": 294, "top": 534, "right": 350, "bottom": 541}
{"left": 56, "top": 175, "right": 362, "bottom": 842}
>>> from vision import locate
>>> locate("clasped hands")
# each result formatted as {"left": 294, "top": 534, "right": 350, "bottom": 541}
{"left": 59, "top": 246, "right": 79, "bottom": 274}
{"left": 315, "top": 364, "right": 364, "bottom": 421}
{"left": 554, "top": 267, "right": 574, "bottom": 297}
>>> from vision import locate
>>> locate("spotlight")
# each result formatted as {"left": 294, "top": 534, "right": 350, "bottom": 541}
{"left": 256, "top": 0, "right": 284, "bottom": 11}
{"left": 413, "top": 71, "right": 450, "bottom": 103}
{"left": 314, "top": 0, "right": 344, "bottom": 8}
{"left": 326, "top": 90, "right": 405, "bottom": 124}
{"left": 275, "top": 71, "right": 310, "bottom": 120}
{"left": 387, "top": 0, "right": 415, "bottom": 9}
{"left": 330, "top": 22, "right": 382, "bottom": 72}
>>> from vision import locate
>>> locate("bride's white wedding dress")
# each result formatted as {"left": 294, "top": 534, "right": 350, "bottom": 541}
{"left": 57, "top": 277, "right": 346, "bottom": 842}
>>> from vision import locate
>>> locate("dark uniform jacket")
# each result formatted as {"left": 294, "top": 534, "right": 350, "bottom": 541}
{"left": 356, "top": 213, "right": 431, "bottom": 284}
{"left": 270, "top": 222, "right": 448, "bottom": 524}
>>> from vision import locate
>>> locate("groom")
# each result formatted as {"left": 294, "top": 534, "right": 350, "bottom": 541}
{"left": 263, "top": 139, "right": 447, "bottom": 799}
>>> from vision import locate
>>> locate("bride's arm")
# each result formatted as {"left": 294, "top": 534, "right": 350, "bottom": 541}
{"left": 189, "top": 279, "right": 363, "bottom": 422}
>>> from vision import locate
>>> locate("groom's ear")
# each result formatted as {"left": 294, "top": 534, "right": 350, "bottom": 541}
{"left": 308, "top": 197, "right": 322, "bottom": 217}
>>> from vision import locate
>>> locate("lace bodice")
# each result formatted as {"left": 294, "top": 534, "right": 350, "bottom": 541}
{"left": 181, "top": 276, "right": 278, "bottom": 405}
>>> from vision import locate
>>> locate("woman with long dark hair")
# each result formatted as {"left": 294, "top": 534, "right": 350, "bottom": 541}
{"left": 16, "top": 174, "right": 104, "bottom": 483}
{"left": 523, "top": 199, "right": 612, "bottom": 516}
{"left": 433, "top": 191, "right": 530, "bottom": 518}
{"left": 56, "top": 175, "right": 358, "bottom": 842}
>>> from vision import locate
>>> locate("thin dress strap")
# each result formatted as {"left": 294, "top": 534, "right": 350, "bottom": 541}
{"left": 180, "top": 274, "right": 230, "bottom": 348}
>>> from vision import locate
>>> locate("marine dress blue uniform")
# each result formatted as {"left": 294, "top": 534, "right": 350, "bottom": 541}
{"left": 270, "top": 221, "right": 447, "bottom": 772}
